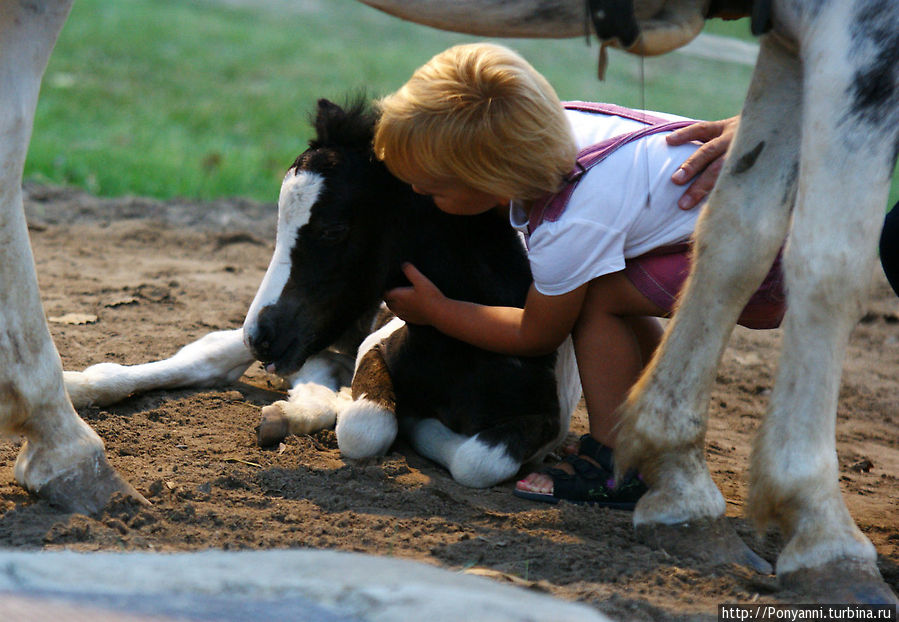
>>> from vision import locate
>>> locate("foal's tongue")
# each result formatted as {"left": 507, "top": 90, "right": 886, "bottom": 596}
{"left": 265, "top": 362, "right": 277, "bottom": 374}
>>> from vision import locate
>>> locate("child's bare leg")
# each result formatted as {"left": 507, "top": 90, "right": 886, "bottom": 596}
{"left": 517, "top": 272, "right": 662, "bottom": 494}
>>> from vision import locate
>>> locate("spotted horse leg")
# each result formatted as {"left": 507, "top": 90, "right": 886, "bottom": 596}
{"left": 749, "top": 3, "right": 898, "bottom": 604}
{"left": 614, "top": 33, "right": 802, "bottom": 575}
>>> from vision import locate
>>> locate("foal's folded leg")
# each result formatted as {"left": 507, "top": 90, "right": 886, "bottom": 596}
{"left": 334, "top": 346, "right": 398, "bottom": 459}
{"left": 256, "top": 350, "right": 355, "bottom": 446}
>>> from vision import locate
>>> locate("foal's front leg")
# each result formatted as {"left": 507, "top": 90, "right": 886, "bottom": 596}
{"left": 1, "top": 0, "right": 142, "bottom": 513}
{"left": 65, "top": 329, "right": 254, "bottom": 409}
{"left": 614, "top": 34, "right": 798, "bottom": 572}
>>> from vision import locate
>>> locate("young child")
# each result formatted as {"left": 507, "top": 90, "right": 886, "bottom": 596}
{"left": 374, "top": 42, "right": 784, "bottom": 507}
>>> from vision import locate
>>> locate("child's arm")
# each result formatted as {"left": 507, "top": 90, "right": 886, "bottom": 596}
{"left": 384, "top": 263, "right": 586, "bottom": 357}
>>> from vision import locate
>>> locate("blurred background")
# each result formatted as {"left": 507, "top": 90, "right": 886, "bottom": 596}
{"left": 26, "top": 0, "right": 899, "bottom": 207}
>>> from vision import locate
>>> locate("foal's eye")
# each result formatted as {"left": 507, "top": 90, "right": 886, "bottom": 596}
{"left": 317, "top": 223, "right": 349, "bottom": 244}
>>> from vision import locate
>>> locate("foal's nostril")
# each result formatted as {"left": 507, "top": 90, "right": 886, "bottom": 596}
{"left": 248, "top": 306, "right": 283, "bottom": 361}
{"left": 252, "top": 332, "right": 274, "bottom": 358}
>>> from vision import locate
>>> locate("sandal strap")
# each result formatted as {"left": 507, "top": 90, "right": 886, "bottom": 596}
{"left": 577, "top": 434, "right": 615, "bottom": 473}
{"left": 562, "top": 454, "right": 610, "bottom": 480}
{"left": 551, "top": 463, "right": 642, "bottom": 505}
{"left": 574, "top": 435, "right": 642, "bottom": 485}
{"left": 527, "top": 454, "right": 647, "bottom": 507}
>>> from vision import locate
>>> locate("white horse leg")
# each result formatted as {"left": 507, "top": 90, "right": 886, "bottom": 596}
{"left": 64, "top": 329, "right": 254, "bottom": 408}
{"left": 1, "top": 0, "right": 142, "bottom": 513}
{"left": 255, "top": 350, "right": 355, "bottom": 446}
{"left": 748, "top": 5, "right": 897, "bottom": 602}
{"left": 614, "top": 34, "right": 799, "bottom": 571}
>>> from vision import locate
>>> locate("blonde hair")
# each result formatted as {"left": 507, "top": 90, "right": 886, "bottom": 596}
{"left": 374, "top": 43, "right": 577, "bottom": 201}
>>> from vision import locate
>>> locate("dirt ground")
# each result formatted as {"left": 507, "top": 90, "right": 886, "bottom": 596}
{"left": 1, "top": 183, "right": 896, "bottom": 621}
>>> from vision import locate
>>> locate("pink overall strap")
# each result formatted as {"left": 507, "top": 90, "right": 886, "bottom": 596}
{"left": 527, "top": 102, "right": 695, "bottom": 236}
{"left": 562, "top": 100, "right": 675, "bottom": 126}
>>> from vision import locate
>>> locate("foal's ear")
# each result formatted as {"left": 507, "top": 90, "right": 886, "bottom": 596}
{"left": 311, "top": 96, "right": 375, "bottom": 150}
{"left": 314, "top": 98, "right": 347, "bottom": 143}
{"left": 317, "top": 98, "right": 344, "bottom": 119}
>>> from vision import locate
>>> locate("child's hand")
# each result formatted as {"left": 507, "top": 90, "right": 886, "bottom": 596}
{"left": 668, "top": 116, "right": 739, "bottom": 210}
{"left": 383, "top": 263, "right": 446, "bottom": 325}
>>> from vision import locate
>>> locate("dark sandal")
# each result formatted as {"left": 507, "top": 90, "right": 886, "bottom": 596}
{"left": 513, "top": 435, "right": 646, "bottom": 510}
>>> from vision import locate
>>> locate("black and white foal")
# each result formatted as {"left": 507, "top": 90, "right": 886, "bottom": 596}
{"left": 65, "top": 99, "right": 580, "bottom": 488}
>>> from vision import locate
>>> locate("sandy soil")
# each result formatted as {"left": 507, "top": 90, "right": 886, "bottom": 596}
{"left": 1, "top": 183, "right": 896, "bottom": 621}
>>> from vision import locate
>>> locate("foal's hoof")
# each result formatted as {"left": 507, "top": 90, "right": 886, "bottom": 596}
{"left": 780, "top": 560, "right": 899, "bottom": 605}
{"left": 636, "top": 517, "right": 773, "bottom": 574}
{"left": 256, "top": 405, "right": 289, "bottom": 447}
{"left": 38, "top": 452, "right": 148, "bottom": 516}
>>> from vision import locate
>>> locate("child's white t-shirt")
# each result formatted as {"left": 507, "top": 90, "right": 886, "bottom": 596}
{"left": 509, "top": 108, "right": 703, "bottom": 296}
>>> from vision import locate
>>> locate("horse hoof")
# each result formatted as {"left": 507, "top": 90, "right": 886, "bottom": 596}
{"left": 37, "top": 452, "right": 147, "bottom": 516}
{"left": 636, "top": 517, "right": 773, "bottom": 574}
{"left": 780, "top": 560, "right": 899, "bottom": 605}
{"left": 256, "top": 405, "right": 289, "bottom": 447}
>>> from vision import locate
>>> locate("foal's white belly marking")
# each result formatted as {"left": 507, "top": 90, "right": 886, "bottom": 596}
{"left": 243, "top": 171, "right": 324, "bottom": 339}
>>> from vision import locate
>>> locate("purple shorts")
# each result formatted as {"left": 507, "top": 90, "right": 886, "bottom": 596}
{"left": 624, "top": 245, "right": 785, "bottom": 330}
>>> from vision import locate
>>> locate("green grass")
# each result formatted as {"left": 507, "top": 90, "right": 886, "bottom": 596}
{"left": 27, "top": 0, "right": 898, "bottom": 208}
{"left": 702, "top": 16, "right": 758, "bottom": 41}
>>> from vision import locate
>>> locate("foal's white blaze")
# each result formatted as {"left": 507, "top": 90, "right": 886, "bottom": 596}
{"left": 243, "top": 170, "right": 324, "bottom": 349}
